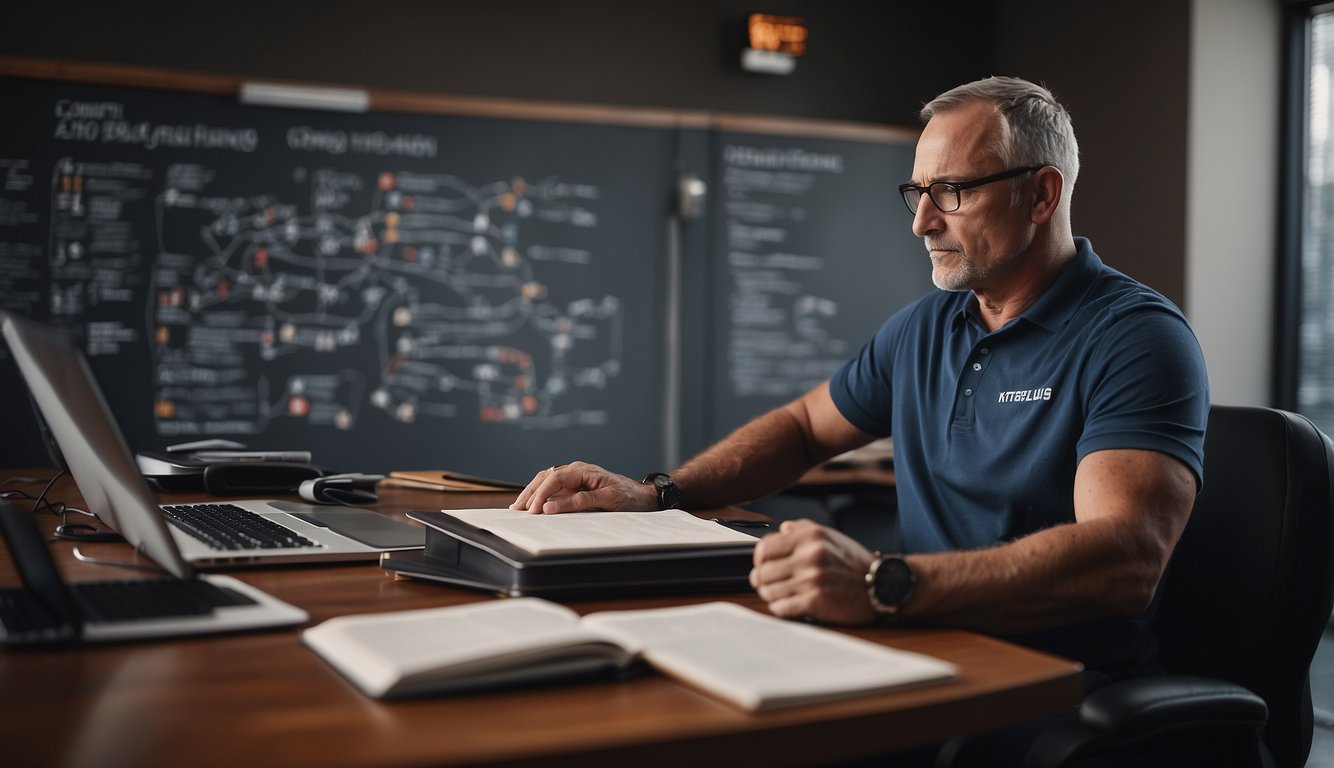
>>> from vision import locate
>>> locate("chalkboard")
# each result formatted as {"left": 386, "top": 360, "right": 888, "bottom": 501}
{"left": 699, "top": 128, "right": 933, "bottom": 442}
{"left": 0, "top": 75, "right": 677, "bottom": 478}
{"left": 0, "top": 65, "right": 935, "bottom": 481}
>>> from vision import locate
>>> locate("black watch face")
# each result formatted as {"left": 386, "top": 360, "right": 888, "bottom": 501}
{"left": 873, "top": 557, "right": 913, "bottom": 607}
{"left": 645, "top": 474, "right": 680, "bottom": 509}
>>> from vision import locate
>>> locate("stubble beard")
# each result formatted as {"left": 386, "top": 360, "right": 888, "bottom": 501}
{"left": 927, "top": 239, "right": 1025, "bottom": 293}
{"left": 926, "top": 239, "right": 977, "bottom": 293}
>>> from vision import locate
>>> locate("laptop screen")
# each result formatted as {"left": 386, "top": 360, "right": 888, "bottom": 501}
{"left": 1, "top": 312, "right": 193, "bottom": 579}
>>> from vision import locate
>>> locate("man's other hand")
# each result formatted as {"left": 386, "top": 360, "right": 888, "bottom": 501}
{"left": 750, "top": 520, "right": 878, "bottom": 625}
{"left": 509, "top": 461, "right": 656, "bottom": 514}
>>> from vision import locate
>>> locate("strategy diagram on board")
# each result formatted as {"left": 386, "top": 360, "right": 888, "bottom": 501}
{"left": 51, "top": 154, "right": 625, "bottom": 439}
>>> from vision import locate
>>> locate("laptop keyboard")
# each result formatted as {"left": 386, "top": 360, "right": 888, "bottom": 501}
{"left": 71, "top": 578, "right": 257, "bottom": 622}
{"left": 0, "top": 578, "right": 257, "bottom": 638}
{"left": 0, "top": 589, "right": 70, "bottom": 638}
{"left": 161, "top": 503, "right": 318, "bottom": 550}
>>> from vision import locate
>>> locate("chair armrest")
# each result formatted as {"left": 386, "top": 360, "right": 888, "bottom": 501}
{"left": 1025, "top": 675, "right": 1267, "bottom": 768}
{"left": 1080, "top": 674, "right": 1267, "bottom": 732}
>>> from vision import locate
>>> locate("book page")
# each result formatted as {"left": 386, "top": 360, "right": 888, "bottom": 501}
{"left": 442, "top": 508, "right": 759, "bottom": 555}
{"left": 302, "top": 598, "right": 629, "bottom": 697}
{"left": 582, "top": 602, "right": 957, "bottom": 711}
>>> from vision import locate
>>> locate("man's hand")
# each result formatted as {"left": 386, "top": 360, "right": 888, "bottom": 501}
{"left": 509, "top": 461, "right": 656, "bottom": 514}
{"left": 749, "top": 519, "right": 879, "bottom": 625}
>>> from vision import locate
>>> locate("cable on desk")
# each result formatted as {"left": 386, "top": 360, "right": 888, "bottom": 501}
{"left": 54, "top": 516, "right": 125, "bottom": 544}
{"left": 1, "top": 470, "right": 64, "bottom": 516}
{"left": 2, "top": 470, "right": 124, "bottom": 543}
{"left": 31, "top": 470, "right": 65, "bottom": 518}
{"left": 46, "top": 499, "right": 123, "bottom": 543}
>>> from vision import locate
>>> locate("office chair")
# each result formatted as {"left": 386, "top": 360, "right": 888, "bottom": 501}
{"left": 1027, "top": 405, "right": 1334, "bottom": 768}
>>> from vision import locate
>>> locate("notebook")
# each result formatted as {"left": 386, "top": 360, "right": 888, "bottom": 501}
{"left": 0, "top": 499, "right": 307, "bottom": 644}
{"left": 1, "top": 311, "right": 423, "bottom": 568}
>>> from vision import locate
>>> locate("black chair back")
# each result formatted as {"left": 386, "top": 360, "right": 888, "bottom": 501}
{"left": 1154, "top": 405, "right": 1334, "bottom": 767}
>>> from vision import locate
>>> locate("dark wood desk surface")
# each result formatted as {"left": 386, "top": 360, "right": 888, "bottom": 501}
{"left": 0, "top": 472, "right": 1082, "bottom": 767}
{"left": 796, "top": 463, "right": 896, "bottom": 491}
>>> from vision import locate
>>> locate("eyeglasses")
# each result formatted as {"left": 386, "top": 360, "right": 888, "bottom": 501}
{"left": 898, "top": 165, "right": 1046, "bottom": 214}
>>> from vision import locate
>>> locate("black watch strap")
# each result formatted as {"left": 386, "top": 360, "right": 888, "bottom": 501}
{"left": 641, "top": 473, "right": 682, "bottom": 510}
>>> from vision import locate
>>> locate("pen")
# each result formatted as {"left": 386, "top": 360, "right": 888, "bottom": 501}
{"left": 710, "top": 518, "right": 771, "bottom": 529}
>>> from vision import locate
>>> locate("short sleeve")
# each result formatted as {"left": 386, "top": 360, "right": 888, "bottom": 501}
{"left": 1076, "top": 304, "right": 1210, "bottom": 489}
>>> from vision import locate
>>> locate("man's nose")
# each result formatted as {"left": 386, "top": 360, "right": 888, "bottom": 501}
{"left": 911, "top": 193, "right": 943, "bottom": 238}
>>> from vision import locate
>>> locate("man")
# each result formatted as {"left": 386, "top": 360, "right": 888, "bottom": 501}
{"left": 512, "top": 76, "right": 1208, "bottom": 730}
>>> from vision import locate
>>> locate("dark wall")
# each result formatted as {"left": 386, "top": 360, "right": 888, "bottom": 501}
{"left": 0, "top": 0, "right": 995, "bottom": 127}
{"left": 0, "top": 1, "right": 1198, "bottom": 368}
{"left": 1, "top": 0, "right": 1192, "bottom": 308}
{"left": 993, "top": 0, "right": 1191, "bottom": 306}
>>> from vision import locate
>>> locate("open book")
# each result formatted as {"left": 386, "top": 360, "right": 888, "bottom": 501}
{"left": 302, "top": 598, "right": 957, "bottom": 710}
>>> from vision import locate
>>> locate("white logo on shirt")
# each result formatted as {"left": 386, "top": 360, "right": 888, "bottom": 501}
{"left": 997, "top": 387, "right": 1053, "bottom": 403}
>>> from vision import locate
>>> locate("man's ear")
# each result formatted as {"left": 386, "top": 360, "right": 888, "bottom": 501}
{"left": 1029, "top": 166, "right": 1064, "bottom": 225}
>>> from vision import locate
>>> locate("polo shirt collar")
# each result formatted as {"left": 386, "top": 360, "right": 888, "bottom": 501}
{"left": 951, "top": 237, "right": 1101, "bottom": 333}
{"left": 1021, "top": 237, "right": 1100, "bottom": 332}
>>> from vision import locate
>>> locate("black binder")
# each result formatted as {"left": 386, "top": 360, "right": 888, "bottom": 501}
{"left": 136, "top": 451, "right": 324, "bottom": 494}
{"left": 381, "top": 510, "right": 758, "bottom": 599}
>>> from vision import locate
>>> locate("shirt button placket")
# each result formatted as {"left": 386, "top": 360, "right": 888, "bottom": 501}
{"left": 966, "top": 348, "right": 991, "bottom": 396}
{"left": 954, "top": 345, "right": 989, "bottom": 424}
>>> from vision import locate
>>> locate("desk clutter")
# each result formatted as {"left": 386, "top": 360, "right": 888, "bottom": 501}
{"left": 1, "top": 468, "right": 1089, "bottom": 768}
{"left": 2, "top": 483, "right": 958, "bottom": 711}
{"left": 136, "top": 440, "right": 324, "bottom": 495}
{"left": 0, "top": 307, "right": 947, "bottom": 710}
{"left": 136, "top": 450, "right": 526, "bottom": 499}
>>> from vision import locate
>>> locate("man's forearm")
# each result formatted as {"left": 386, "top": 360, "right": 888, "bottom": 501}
{"left": 903, "top": 450, "right": 1195, "bottom": 634}
{"left": 672, "top": 403, "right": 832, "bottom": 508}
{"left": 903, "top": 519, "right": 1165, "bottom": 633}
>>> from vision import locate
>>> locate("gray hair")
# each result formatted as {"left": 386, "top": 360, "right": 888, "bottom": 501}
{"left": 921, "top": 76, "right": 1079, "bottom": 207}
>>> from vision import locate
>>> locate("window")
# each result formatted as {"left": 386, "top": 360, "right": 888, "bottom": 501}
{"left": 1284, "top": 2, "right": 1334, "bottom": 432}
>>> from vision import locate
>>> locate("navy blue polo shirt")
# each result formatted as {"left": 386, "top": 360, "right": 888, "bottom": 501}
{"left": 829, "top": 238, "right": 1209, "bottom": 675}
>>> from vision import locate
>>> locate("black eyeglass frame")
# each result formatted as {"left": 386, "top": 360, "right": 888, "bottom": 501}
{"left": 898, "top": 165, "right": 1047, "bottom": 214}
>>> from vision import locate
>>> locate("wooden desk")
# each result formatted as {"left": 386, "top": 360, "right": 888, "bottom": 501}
{"left": 0, "top": 473, "right": 1082, "bottom": 767}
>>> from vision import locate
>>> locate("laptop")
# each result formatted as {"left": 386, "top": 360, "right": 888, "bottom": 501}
{"left": 1, "top": 311, "right": 424, "bottom": 568}
{"left": 0, "top": 498, "right": 307, "bottom": 644}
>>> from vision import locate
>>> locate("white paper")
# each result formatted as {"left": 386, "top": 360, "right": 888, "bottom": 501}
{"left": 443, "top": 508, "right": 758, "bottom": 555}
{"left": 583, "top": 602, "right": 958, "bottom": 710}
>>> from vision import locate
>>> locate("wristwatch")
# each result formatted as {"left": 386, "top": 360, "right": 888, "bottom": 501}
{"left": 641, "top": 472, "right": 682, "bottom": 510}
{"left": 865, "top": 552, "right": 915, "bottom": 614}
